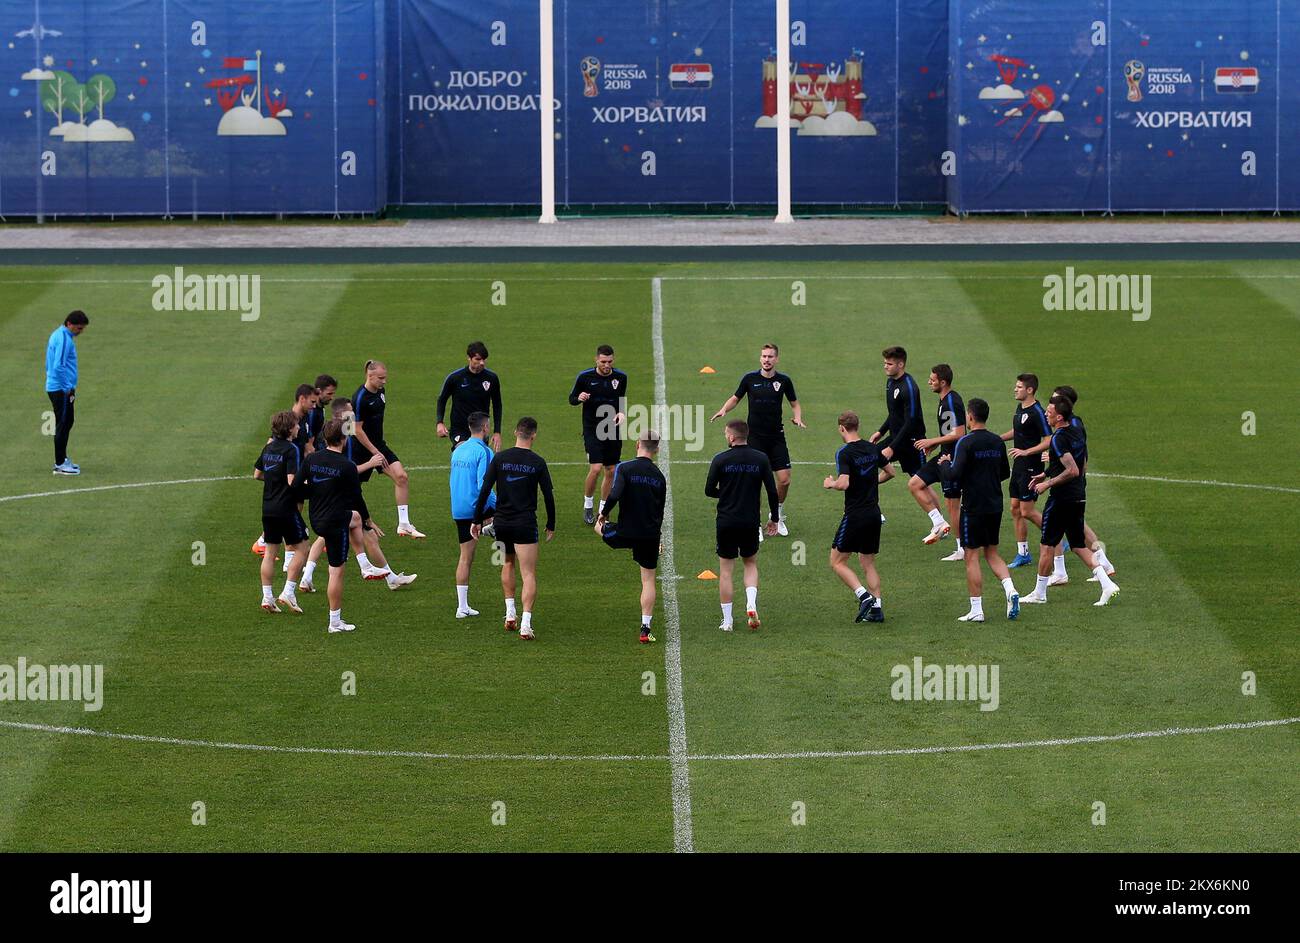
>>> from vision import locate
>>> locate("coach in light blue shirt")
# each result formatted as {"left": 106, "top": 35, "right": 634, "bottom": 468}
{"left": 45, "top": 310, "right": 89, "bottom": 475}
{"left": 449, "top": 411, "right": 496, "bottom": 618}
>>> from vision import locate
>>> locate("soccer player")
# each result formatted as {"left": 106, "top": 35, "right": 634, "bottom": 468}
{"left": 1049, "top": 385, "right": 1116, "bottom": 584}
{"left": 569, "top": 344, "right": 628, "bottom": 525}
{"left": 450, "top": 411, "right": 496, "bottom": 619}
{"left": 1020, "top": 394, "right": 1120, "bottom": 607}
{"left": 595, "top": 432, "right": 667, "bottom": 644}
{"left": 45, "top": 310, "right": 89, "bottom": 475}
{"left": 437, "top": 341, "right": 503, "bottom": 450}
{"left": 939, "top": 398, "right": 1020, "bottom": 622}
{"left": 710, "top": 344, "right": 804, "bottom": 536}
{"left": 823, "top": 411, "right": 888, "bottom": 624}
{"left": 909, "top": 364, "right": 967, "bottom": 557}
{"left": 352, "top": 360, "right": 425, "bottom": 538}
{"left": 705, "top": 420, "right": 780, "bottom": 632}
{"left": 308, "top": 373, "right": 338, "bottom": 450}
{"left": 298, "top": 418, "right": 373, "bottom": 633}
{"left": 471, "top": 417, "right": 556, "bottom": 641}
{"left": 254, "top": 410, "right": 311, "bottom": 614}
{"left": 1002, "top": 373, "right": 1051, "bottom": 569}
{"left": 869, "top": 346, "right": 926, "bottom": 523}
{"left": 252, "top": 382, "right": 317, "bottom": 562}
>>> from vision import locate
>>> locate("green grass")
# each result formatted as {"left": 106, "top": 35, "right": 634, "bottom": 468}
{"left": 1, "top": 259, "right": 1297, "bottom": 851}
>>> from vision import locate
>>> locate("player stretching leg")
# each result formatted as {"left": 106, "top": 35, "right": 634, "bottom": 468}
{"left": 909, "top": 364, "right": 967, "bottom": 557}
{"left": 450, "top": 412, "right": 496, "bottom": 618}
{"left": 938, "top": 399, "right": 1020, "bottom": 622}
{"left": 706, "top": 421, "right": 780, "bottom": 631}
{"left": 472, "top": 417, "right": 556, "bottom": 640}
{"left": 869, "top": 346, "right": 926, "bottom": 527}
{"left": 1003, "top": 373, "right": 1051, "bottom": 569}
{"left": 351, "top": 360, "right": 424, "bottom": 538}
{"left": 824, "top": 412, "right": 888, "bottom": 624}
{"left": 595, "top": 432, "right": 667, "bottom": 644}
{"left": 254, "top": 411, "right": 311, "bottom": 613}
{"left": 570, "top": 345, "right": 627, "bottom": 525}
{"left": 711, "top": 344, "right": 804, "bottom": 538}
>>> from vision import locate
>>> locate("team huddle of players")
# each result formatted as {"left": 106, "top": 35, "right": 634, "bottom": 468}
{"left": 252, "top": 341, "right": 1119, "bottom": 640}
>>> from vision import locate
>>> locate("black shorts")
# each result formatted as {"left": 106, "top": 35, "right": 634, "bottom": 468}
{"left": 313, "top": 515, "right": 352, "bottom": 567}
{"left": 602, "top": 527, "right": 660, "bottom": 570}
{"left": 748, "top": 431, "right": 791, "bottom": 472}
{"left": 262, "top": 512, "right": 309, "bottom": 546}
{"left": 716, "top": 523, "right": 760, "bottom": 560}
{"left": 492, "top": 522, "right": 538, "bottom": 555}
{"left": 450, "top": 426, "right": 470, "bottom": 447}
{"left": 1010, "top": 457, "right": 1046, "bottom": 502}
{"left": 959, "top": 508, "right": 1002, "bottom": 549}
{"left": 357, "top": 442, "right": 400, "bottom": 482}
{"left": 583, "top": 430, "right": 623, "bottom": 467}
{"left": 914, "top": 456, "right": 961, "bottom": 498}
{"left": 831, "top": 512, "right": 881, "bottom": 555}
{"left": 889, "top": 441, "right": 925, "bottom": 476}
{"left": 1041, "top": 497, "right": 1086, "bottom": 549}
{"left": 455, "top": 519, "right": 476, "bottom": 544}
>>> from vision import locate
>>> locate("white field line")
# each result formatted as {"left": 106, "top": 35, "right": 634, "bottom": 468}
{"left": 652, "top": 275, "right": 695, "bottom": 853}
{"left": 4, "top": 466, "right": 1298, "bottom": 505}
{"left": 1, "top": 716, "right": 1294, "bottom": 764}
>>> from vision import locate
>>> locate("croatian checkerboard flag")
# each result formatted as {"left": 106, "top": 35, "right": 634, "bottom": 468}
{"left": 1214, "top": 67, "right": 1258, "bottom": 93}
{"left": 670, "top": 63, "right": 713, "bottom": 89}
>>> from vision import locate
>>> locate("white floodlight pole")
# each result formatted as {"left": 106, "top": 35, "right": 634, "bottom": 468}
{"left": 775, "top": 0, "right": 793, "bottom": 223}
{"left": 539, "top": 0, "right": 558, "bottom": 223}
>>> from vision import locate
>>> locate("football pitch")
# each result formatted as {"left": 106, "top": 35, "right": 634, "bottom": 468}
{"left": 1, "top": 256, "right": 1297, "bottom": 852}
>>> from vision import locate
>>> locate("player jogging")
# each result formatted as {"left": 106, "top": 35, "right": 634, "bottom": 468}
{"left": 909, "top": 363, "right": 967, "bottom": 558}
{"left": 449, "top": 411, "right": 496, "bottom": 619}
{"left": 472, "top": 417, "right": 556, "bottom": 641}
{"left": 352, "top": 360, "right": 424, "bottom": 538}
{"left": 710, "top": 343, "right": 804, "bottom": 537}
{"left": 824, "top": 411, "right": 888, "bottom": 624}
{"left": 939, "top": 398, "right": 1020, "bottom": 622}
{"left": 254, "top": 410, "right": 311, "bottom": 614}
{"left": 595, "top": 432, "right": 667, "bottom": 644}
{"left": 437, "top": 341, "right": 503, "bottom": 451}
{"left": 570, "top": 344, "right": 628, "bottom": 525}
{"left": 1002, "top": 373, "right": 1051, "bottom": 569}
{"left": 705, "top": 420, "right": 780, "bottom": 632}
{"left": 870, "top": 346, "right": 927, "bottom": 524}
{"left": 1020, "top": 394, "right": 1120, "bottom": 607}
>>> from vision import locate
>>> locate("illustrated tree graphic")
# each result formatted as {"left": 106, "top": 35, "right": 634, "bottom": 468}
{"left": 40, "top": 70, "right": 78, "bottom": 124}
{"left": 86, "top": 73, "right": 116, "bottom": 121}
{"left": 68, "top": 79, "right": 92, "bottom": 124}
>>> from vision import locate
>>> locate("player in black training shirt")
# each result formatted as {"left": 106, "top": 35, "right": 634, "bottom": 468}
{"left": 595, "top": 432, "right": 667, "bottom": 644}
{"left": 352, "top": 360, "right": 425, "bottom": 539}
{"left": 472, "top": 417, "right": 556, "bottom": 640}
{"left": 437, "top": 340, "right": 503, "bottom": 450}
{"left": 711, "top": 344, "right": 804, "bottom": 537}
{"left": 824, "top": 411, "right": 889, "bottom": 624}
{"left": 254, "top": 410, "right": 311, "bottom": 614}
{"left": 1001, "top": 373, "right": 1051, "bottom": 569}
{"left": 299, "top": 419, "right": 372, "bottom": 633}
{"left": 869, "top": 346, "right": 927, "bottom": 524}
{"left": 939, "top": 398, "right": 1020, "bottom": 622}
{"left": 309, "top": 373, "right": 337, "bottom": 451}
{"left": 909, "top": 363, "right": 967, "bottom": 556}
{"left": 1047, "top": 385, "right": 1116, "bottom": 585}
{"left": 1020, "top": 394, "right": 1120, "bottom": 607}
{"left": 252, "top": 383, "right": 319, "bottom": 562}
{"left": 705, "top": 420, "right": 780, "bottom": 632}
{"left": 570, "top": 344, "right": 628, "bottom": 526}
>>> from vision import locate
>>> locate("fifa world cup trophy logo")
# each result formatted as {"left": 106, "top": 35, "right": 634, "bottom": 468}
{"left": 1124, "top": 60, "right": 1145, "bottom": 102}
{"left": 581, "top": 56, "right": 601, "bottom": 98}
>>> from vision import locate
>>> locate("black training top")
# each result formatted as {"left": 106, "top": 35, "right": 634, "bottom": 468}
{"left": 705, "top": 444, "right": 779, "bottom": 528}
{"left": 351, "top": 384, "right": 387, "bottom": 452}
{"left": 1013, "top": 400, "right": 1051, "bottom": 452}
{"left": 834, "top": 439, "right": 888, "bottom": 516}
{"left": 942, "top": 428, "right": 1010, "bottom": 513}
{"left": 733, "top": 371, "right": 796, "bottom": 437}
{"left": 602, "top": 456, "right": 666, "bottom": 540}
{"left": 474, "top": 446, "right": 556, "bottom": 531}
{"left": 437, "top": 366, "right": 503, "bottom": 433}
{"left": 877, "top": 372, "right": 926, "bottom": 447}
{"left": 299, "top": 448, "right": 363, "bottom": 525}
{"left": 1046, "top": 425, "right": 1088, "bottom": 502}
{"left": 255, "top": 438, "right": 301, "bottom": 516}
{"left": 569, "top": 368, "right": 628, "bottom": 431}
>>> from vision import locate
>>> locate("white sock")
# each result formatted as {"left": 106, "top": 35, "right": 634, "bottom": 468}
{"left": 1001, "top": 577, "right": 1016, "bottom": 598}
{"left": 283, "top": 549, "right": 295, "bottom": 570}
{"left": 505, "top": 597, "right": 517, "bottom": 619}
{"left": 721, "top": 602, "right": 733, "bottom": 623}
{"left": 745, "top": 586, "right": 758, "bottom": 611}
{"left": 778, "top": 502, "right": 786, "bottom": 521}
{"left": 1017, "top": 541, "right": 1029, "bottom": 556}
{"left": 1036, "top": 574, "right": 1051, "bottom": 598}
{"left": 969, "top": 596, "right": 983, "bottom": 616}
{"left": 356, "top": 552, "right": 372, "bottom": 572}
{"left": 262, "top": 584, "right": 274, "bottom": 601}
{"left": 329, "top": 608, "right": 342, "bottom": 626}
{"left": 398, "top": 505, "right": 411, "bottom": 526}
{"left": 854, "top": 585, "right": 869, "bottom": 600}
{"left": 386, "top": 571, "right": 400, "bottom": 587}
{"left": 1094, "top": 566, "right": 1117, "bottom": 591}
{"left": 303, "top": 560, "right": 317, "bottom": 582}
{"left": 456, "top": 585, "right": 469, "bottom": 609}
{"left": 953, "top": 539, "right": 963, "bottom": 552}
{"left": 928, "top": 508, "right": 945, "bottom": 527}
{"left": 282, "top": 580, "right": 297, "bottom": 597}
{"left": 521, "top": 611, "right": 532, "bottom": 630}
{"left": 1095, "top": 548, "right": 1112, "bottom": 571}
{"left": 1053, "top": 554, "right": 1067, "bottom": 579}
{"left": 583, "top": 495, "right": 594, "bottom": 509}
{"left": 598, "top": 500, "right": 606, "bottom": 514}
{"left": 872, "top": 595, "right": 882, "bottom": 608}
{"left": 642, "top": 614, "right": 652, "bottom": 628}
